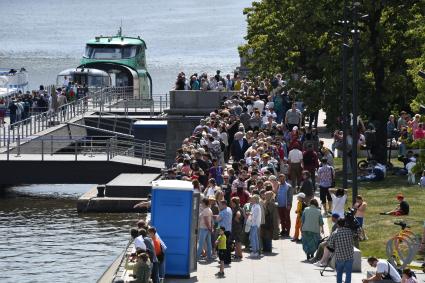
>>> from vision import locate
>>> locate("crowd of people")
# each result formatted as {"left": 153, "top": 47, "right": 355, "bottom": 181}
{"left": 0, "top": 79, "right": 88, "bottom": 126}
{"left": 121, "top": 71, "right": 424, "bottom": 282}
{"left": 127, "top": 220, "right": 167, "bottom": 283}
{"left": 174, "top": 71, "right": 319, "bottom": 128}
{"left": 166, "top": 72, "right": 378, "bottom": 282}
{"left": 331, "top": 109, "right": 425, "bottom": 185}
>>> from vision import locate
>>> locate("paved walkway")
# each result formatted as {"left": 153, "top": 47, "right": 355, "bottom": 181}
{"left": 166, "top": 195, "right": 371, "bottom": 283}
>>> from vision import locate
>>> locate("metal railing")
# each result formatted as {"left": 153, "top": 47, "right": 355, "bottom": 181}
{"left": 0, "top": 135, "right": 166, "bottom": 165}
{"left": 0, "top": 87, "right": 170, "bottom": 147}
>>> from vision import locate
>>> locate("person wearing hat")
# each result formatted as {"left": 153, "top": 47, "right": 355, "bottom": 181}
{"left": 382, "top": 194, "right": 409, "bottom": 216}
{"left": 292, "top": 192, "right": 307, "bottom": 242}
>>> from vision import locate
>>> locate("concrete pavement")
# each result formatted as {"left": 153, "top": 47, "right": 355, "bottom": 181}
{"left": 166, "top": 195, "right": 372, "bottom": 283}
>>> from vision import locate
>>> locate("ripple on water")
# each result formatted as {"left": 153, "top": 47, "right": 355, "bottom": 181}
{"left": 0, "top": 184, "right": 139, "bottom": 283}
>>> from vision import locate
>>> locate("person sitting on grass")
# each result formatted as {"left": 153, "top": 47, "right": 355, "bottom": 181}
{"left": 358, "top": 160, "right": 386, "bottom": 182}
{"left": 215, "top": 226, "right": 227, "bottom": 278}
{"left": 381, "top": 194, "right": 409, "bottom": 216}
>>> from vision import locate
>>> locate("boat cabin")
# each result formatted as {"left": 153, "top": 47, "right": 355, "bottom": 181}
{"left": 56, "top": 68, "right": 111, "bottom": 89}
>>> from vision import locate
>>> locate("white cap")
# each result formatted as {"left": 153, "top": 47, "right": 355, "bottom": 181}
{"left": 296, "top": 193, "right": 306, "bottom": 199}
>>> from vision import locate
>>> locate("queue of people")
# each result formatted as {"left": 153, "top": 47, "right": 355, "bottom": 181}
{"left": 0, "top": 82, "right": 88, "bottom": 126}
{"left": 167, "top": 73, "right": 367, "bottom": 280}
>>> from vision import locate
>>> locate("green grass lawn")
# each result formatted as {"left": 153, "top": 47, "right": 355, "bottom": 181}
{"left": 332, "top": 158, "right": 425, "bottom": 259}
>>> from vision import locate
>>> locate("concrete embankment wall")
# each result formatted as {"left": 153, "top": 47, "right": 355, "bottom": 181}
{"left": 165, "top": 90, "right": 237, "bottom": 166}
{"left": 0, "top": 161, "right": 161, "bottom": 184}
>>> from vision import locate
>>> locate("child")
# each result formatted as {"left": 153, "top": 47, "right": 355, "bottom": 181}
{"left": 291, "top": 192, "right": 306, "bottom": 242}
{"left": 132, "top": 251, "right": 151, "bottom": 283}
{"left": 215, "top": 226, "right": 227, "bottom": 278}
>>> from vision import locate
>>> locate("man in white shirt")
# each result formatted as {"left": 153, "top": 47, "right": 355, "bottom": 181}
{"left": 134, "top": 235, "right": 147, "bottom": 251}
{"left": 362, "top": 257, "right": 401, "bottom": 283}
{"left": 253, "top": 96, "right": 265, "bottom": 113}
{"left": 288, "top": 146, "right": 303, "bottom": 189}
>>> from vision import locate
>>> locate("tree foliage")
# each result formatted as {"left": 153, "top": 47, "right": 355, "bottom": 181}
{"left": 240, "top": 0, "right": 425, "bottom": 162}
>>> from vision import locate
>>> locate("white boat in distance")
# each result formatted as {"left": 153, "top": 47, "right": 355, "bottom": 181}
{"left": 0, "top": 68, "right": 29, "bottom": 98}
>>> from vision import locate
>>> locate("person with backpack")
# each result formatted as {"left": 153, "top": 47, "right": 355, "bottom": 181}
{"left": 362, "top": 257, "right": 401, "bottom": 282}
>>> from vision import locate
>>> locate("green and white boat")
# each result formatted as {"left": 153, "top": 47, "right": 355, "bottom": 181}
{"left": 57, "top": 28, "right": 152, "bottom": 100}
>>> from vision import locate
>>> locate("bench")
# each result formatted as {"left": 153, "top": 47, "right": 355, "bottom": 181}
{"left": 330, "top": 246, "right": 362, "bottom": 272}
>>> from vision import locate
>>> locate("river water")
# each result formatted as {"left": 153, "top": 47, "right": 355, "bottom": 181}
{"left": 0, "top": 184, "right": 140, "bottom": 282}
{"left": 0, "top": 0, "right": 250, "bottom": 282}
{"left": 0, "top": 0, "right": 251, "bottom": 94}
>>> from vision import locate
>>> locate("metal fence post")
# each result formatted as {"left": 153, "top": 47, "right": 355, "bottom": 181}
{"left": 6, "top": 135, "right": 10, "bottom": 161}
{"left": 50, "top": 135, "right": 53, "bottom": 155}
{"left": 148, "top": 140, "right": 151, "bottom": 160}
{"left": 2, "top": 125, "right": 5, "bottom": 147}
{"left": 165, "top": 93, "right": 168, "bottom": 109}
{"left": 16, "top": 134, "right": 21, "bottom": 157}
{"left": 160, "top": 96, "right": 163, "bottom": 113}
{"left": 41, "top": 139, "right": 44, "bottom": 161}
{"left": 74, "top": 140, "right": 78, "bottom": 161}
{"left": 17, "top": 124, "right": 20, "bottom": 144}
{"left": 89, "top": 137, "right": 94, "bottom": 157}
{"left": 107, "top": 139, "right": 110, "bottom": 161}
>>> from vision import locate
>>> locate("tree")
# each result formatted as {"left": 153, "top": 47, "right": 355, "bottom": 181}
{"left": 240, "top": 0, "right": 425, "bottom": 163}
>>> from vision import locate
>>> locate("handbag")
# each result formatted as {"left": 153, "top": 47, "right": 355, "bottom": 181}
{"left": 244, "top": 215, "right": 252, "bottom": 233}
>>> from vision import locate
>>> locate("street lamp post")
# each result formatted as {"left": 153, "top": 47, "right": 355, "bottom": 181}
{"left": 341, "top": 0, "right": 349, "bottom": 189}
{"left": 351, "top": 1, "right": 360, "bottom": 204}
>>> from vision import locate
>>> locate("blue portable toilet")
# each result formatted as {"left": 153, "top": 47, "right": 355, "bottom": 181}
{"left": 150, "top": 180, "right": 200, "bottom": 277}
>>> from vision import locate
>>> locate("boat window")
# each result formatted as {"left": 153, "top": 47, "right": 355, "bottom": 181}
{"left": 84, "top": 45, "right": 138, "bottom": 59}
{"left": 88, "top": 76, "right": 110, "bottom": 87}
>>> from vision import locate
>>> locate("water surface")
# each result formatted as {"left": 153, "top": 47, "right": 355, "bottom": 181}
{"left": 0, "top": 0, "right": 251, "bottom": 94}
{"left": 0, "top": 184, "right": 139, "bottom": 283}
